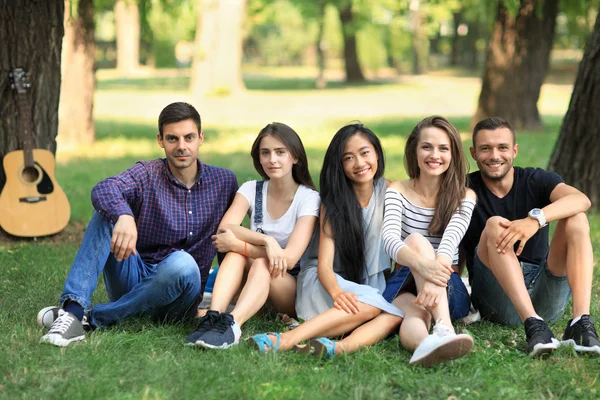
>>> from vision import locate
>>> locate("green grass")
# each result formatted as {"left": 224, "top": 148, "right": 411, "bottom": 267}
{"left": 1, "top": 72, "right": 598, "bottom": 399}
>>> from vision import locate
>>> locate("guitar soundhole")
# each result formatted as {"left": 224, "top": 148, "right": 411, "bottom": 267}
{"left": 21, "top": 166, "right": 40, "bottom": 183}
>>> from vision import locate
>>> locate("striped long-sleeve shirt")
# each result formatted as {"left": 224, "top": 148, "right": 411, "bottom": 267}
{"left": 382, "top": 188, "right": 476, "bottom": 265}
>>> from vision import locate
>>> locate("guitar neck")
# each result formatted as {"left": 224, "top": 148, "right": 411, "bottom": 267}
{"left": 16, "top": 91, "right": 34, "bottom": 168}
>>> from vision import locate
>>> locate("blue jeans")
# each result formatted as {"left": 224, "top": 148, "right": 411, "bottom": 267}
{"left": 382, "top": 266, "right": 471, "bottom": 321}
{"left": 471, "top": 247, "right": 570, "bottom": 327}
{"left": 60, "top": 212, "right": 202, "bottom": 328}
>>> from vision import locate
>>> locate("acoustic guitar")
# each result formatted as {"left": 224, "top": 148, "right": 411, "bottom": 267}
{"left": 0, "top": 68, "right": 70, "bottom": 237}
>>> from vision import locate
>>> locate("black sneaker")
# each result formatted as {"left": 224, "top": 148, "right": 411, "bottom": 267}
{"left": 195, "top": 312, "right": 241, "bottom": 350}
{"left": 40, "top": 310, "right": 85, "bottom": 347}
{"left": 185, "top": 310, "right": 221, "bottom": 346}
{"left": 562, "top": 315, "right": 600, "bottom": 355}
{"left": 524, "top": 317, "right": 559, "bottom": 357}
{"left": 37, "top": 306, "right": 92, "bottom": 331}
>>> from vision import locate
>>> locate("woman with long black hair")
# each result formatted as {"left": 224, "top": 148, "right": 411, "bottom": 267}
{"left": 250, "top": 123, "right": 403, "bottom": 358}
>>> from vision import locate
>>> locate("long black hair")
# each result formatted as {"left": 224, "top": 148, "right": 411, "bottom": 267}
{"left": 320, "top": 124, "right": 385, "bottom": 283}
{"left": 250, "top": 122, "right": 316, "bottom": 190}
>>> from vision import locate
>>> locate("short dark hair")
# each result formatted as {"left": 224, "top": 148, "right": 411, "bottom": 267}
{"left": 158, "top": 102, "right": 201, "bottom": 137}
{"left": 472, "top": 117, "right": 515, "bottom": 146}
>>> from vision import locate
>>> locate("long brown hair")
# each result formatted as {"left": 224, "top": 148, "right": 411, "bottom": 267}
{"left": 250, "top": 122, "right": 316, "bottom": 190}
{"left": 404, "top": 116, "right": 468, "bottom": 235}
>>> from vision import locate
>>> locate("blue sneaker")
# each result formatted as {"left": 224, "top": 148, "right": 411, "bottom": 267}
{"left": 195, "top": 313, "right": 241, "bottom": 350}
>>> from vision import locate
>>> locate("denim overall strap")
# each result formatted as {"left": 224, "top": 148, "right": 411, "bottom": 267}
{"left": 254, "top": 181, "right": 265, "bottom": 233}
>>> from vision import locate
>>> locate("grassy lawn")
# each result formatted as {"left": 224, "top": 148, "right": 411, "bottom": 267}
{"left": 1, "top": 71, "right": 598, "bottom": 399}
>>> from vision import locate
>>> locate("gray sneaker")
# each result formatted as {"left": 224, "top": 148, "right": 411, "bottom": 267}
{"left": 40, "top": 310, "right": 85, "bottom": 347}
{"left": 37, "top": 306, "right": 91, "bottom": 331}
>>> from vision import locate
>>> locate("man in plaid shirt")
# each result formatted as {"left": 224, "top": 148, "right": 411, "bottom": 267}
{"left": 39, "top": 102, "right": 238, "bottom": 347}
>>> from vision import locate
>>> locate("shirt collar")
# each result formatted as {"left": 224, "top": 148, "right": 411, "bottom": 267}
{"left": 162, "top": 158, "right": 204, "bottom": 188}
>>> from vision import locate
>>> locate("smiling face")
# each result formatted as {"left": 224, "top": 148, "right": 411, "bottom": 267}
{"left": 416, "top": 126, "right": 452, "bottom": 178}
{"left": 258, "top": 134, "right": 297, "bottom": 180}
{"left": 342, "top": 133, "right": 378, "bottom": 185}
{"left": 470, "top": 127, "right": 518, "bottom": 182}
{"left": 157, "top": 119, "right": 203, "bottom": 172}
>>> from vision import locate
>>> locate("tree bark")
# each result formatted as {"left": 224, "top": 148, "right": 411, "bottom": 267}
{"left": 58, "top": 0, "right": 95, "bottom": 147}
{"left": 338, "top": 3, "right": 365, "bottom": 82}
{"left": 450, "top": 11, "right": 463, "bottom": 66}
{"left": 190, "top": 0, "right": 246, "bottom": 97}
{"left": 473, "top": 0, "right": 559, "bottom": 130}
{"left": 115, "top": 0, "right": 140, "bottom": 77}
{"left": 548, "top": 13, "right": 600, "bottom": 208}
{"left": 0, "top": 1, "right": 64, "bottom": 172}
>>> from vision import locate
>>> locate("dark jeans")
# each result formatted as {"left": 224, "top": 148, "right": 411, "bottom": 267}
{"left": 383, "top": 266, "right": 471, "bottom": 321}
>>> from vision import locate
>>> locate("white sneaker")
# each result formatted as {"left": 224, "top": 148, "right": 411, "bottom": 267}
{"left": 409, "top": 321, "right": 474, "bottom": 367}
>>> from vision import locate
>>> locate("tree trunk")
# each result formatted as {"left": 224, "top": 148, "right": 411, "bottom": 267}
{"left": 190, "top": 0, "right": 246, "bottom": 97}
{"left": 450, "top": 11, "right": 463, "bottom": 66}
{"left": 0, "top": 0, "right": 64, "bottom": 189}
{"left": 472, "top": 0, "right": 559, "bottom": 130}
{"left": 409, "top": 0, "right": 426, "bottom": 75}
{"left": 548, "top": 13, "right": 600, "bottom": 208}
{"left": 115, "top": 0, "right": 140, "bottom": 77}
{"left": 58, "top": 0, "right": 95, "bottom": 147}
{"left": 338, "top": 3, "right": 365, "bottom": 83}
{"left": 315, "top": 2, "right": 327, "bottom": 89}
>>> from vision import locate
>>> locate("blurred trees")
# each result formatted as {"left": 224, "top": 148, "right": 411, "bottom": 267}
{"left": 190, "top": 0, "right": 247, "bottom": 96}
{"left": 114, "top": 0, "right": 140, "bottom": 76}
{"left": 548, "top": 12, "right": 600, "bottom": 206}
{"left": 59, "top": 0, "right": 96, "bottom": 147}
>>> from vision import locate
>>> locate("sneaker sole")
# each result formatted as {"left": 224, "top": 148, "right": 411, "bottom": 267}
{"left": 529, "top": 338, "right": 560, "bottom": 357}
{"left": 193, "top": 339, "right": 239, "bottom": 350}
{"left": 410, "top": 334, "right": 474, "bottom": 367}
{"left": 37, "top": 306, "right": 59, "bottom": 330}
{"left": 560, "top": 339, "right": 600, "bottom": 355}
{"left": 40, "top": 333, "right": 85, "bottom": 347}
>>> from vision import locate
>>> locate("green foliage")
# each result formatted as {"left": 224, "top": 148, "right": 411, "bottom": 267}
{"left": 245, "top": 0, "right": 317, "bottom": 66}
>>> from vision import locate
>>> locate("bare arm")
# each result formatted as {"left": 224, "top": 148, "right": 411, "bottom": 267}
{"left": 496, "top": 183, "right": 591, "bottom": 254}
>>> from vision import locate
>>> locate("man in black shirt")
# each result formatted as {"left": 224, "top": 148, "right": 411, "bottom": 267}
{"left": 462, "top": 117, "right": 599, "bottom": 357}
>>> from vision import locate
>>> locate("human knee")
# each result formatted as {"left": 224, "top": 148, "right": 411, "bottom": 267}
{"left": 156, "top": 251, "right": 200, "bottom": 284}
{"left": 405, "top": 233, "right": 435, "bottom": 257}
{"left": 483, "top": 216, "right": 507, "bottom": 244}
{"left": 561, "top": 212, "right": 590, "bottom": 238}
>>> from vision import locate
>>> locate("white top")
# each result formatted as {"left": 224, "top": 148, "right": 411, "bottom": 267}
{"left": 382, "top": 188, "right": 475, "bottom": 265}
{"left": 238, "top": 180, "right": 320, "bottom": 248}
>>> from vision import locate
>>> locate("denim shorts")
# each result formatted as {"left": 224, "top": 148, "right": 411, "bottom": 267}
{"left": 471, "top": 246, "right": 571, "bottom": 327}
{"left": 382, "top": 266, "right": 471, "bottom": 321}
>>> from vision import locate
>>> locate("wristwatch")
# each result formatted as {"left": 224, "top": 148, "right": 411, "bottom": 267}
{"left": 528, "top": 208, "right": 547, "bottom": 228}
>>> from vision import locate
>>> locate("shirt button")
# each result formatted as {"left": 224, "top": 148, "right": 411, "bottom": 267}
{"left": 188, "top": 211, "right": 192, "bottom": 214}
{"left": 188, "top": 190, "right": 191, "bottom": 193}
{"left": 189, "top": 232, "right": 193, "bottom": 236}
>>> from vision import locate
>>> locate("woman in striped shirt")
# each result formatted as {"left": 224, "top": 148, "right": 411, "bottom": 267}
{"left": 381, "top": 115, "right": 477, "bottom": 367}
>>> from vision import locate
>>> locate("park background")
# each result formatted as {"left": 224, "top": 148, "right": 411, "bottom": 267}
{"left": 1, "top": 0, "right": 599, "bottom": 398}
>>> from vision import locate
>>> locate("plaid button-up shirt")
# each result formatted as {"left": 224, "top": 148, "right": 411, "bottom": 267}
{"left": 91, "top": 158, "right": 238, "bottom": 290}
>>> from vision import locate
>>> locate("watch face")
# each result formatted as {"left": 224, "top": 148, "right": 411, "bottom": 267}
{"left": 530, "top": 209, "right": 541, "bottom": 217}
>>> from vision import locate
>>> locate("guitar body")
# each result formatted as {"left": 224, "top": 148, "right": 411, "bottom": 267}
{"left": 0, "top": 149, "right": 70, "bottom": 237}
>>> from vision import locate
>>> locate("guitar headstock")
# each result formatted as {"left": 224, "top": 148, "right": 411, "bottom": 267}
{"left": 9, "top": 68, "right": 30, "bottom": 94}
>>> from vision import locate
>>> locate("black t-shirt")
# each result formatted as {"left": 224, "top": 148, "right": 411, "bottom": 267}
{"left": 463, "top": 167, "right": 564, "bottom": 282}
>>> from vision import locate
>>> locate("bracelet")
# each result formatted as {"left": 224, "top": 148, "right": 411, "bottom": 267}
{"left": 243, "top": 241, "right": 248, "bottom": 257}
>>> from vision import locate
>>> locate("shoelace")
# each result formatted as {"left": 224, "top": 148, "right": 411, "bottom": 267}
{"left": 212, "top": 315, "right": 234, "bottom": 334}
{"left": 525, "top": 319, "right": 547, "bottom": 338}
{"left": 432, "top": 320, "right": 454, "bottom": 337}
{"left": 48, "top": 311, "right": 74, "bottom": 334}
{"left": 577, "top": 318, "right": 598, "bottom": 334}
{"left": 194, "top": 311, "right": 222, "bottom": 333}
